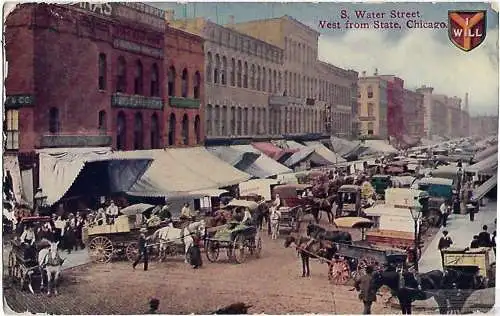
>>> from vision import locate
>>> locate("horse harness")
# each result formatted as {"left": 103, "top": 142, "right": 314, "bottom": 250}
{"left": 43, "top": 248, "right": 63, "bottom": 267}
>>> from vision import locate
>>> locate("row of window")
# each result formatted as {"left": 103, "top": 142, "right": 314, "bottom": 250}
{"left": 205, "top": 104, "right": 324, "bottom": 137}
{"left": 166, "top": 67, "right": 201, "bottom": 99}
{"left": 4, "top": 110, "right": 19, "bottom": 150}
{"left": 98, "top": 54, "right": 160, "bottom": 97}
{"left": 115, "top": 111, "right": 161, "bottom": 150}
{"left": 284, "top": 37, "right": 316, "bottom": 65}
{"left": 210, "top": 27, "right": 283, "bottom": 64}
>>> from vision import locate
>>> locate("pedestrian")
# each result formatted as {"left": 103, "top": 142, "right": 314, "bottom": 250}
{"left": 477, "top": 225, "right": 491, "bottom": 247}
{"left": 438, "top": 230, "right": 453, "bottom": 268}
{"left": 439, "top": 201, "right": 448, "bottom": 227}
{"left": 133, "top": 228, "right": 149, "bottom": 271}
{"left": 180, "top": 203, "right": 194, "bottom": 221}
{"left": 106, "top": 200, "right": 119, "bottom": 225}
{"left": 147, "top": 298, "right": 159, "bottom": 314}
{"left": 270, "top": 207, "right": 281, "bottom": 240}
{"left": 467, "top": 202, "right": 476, "bottom": 221}
{"left": 188, "top": 235, "right": 203, "bottom": 269}
{"left": 470, "top": 235, "right": 479, "bottom": 248}
{"left": 354, "top": 265, "right": 377, "bottom": 314}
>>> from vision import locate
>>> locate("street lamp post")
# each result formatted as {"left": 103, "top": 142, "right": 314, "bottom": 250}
{"left": 33, "top": 188, "right": 47, "bottom": 215}
{"left": 409, "top": 199, "right": 422, "bottom": 272}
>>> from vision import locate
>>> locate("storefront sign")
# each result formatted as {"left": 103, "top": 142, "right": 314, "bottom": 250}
{"left": 111, "top": 94, "right": 163, "bottom": 110}
{"left": 113, "top": 39, "right": 163, "bottom": 58}
{"left": 5, "top": 95, "right": 34, "bottom": 108}
{"left": 73, "top": 2, "right": 113, "bottom": 16}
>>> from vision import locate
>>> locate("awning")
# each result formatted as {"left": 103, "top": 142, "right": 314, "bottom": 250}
{"left": 329, "top": 136, "right": 361, "bottom": 157}
{"left": 363, "top": 140, "right": 398, "bottom": 154}
{"left": 473, "top": 145, "right": 498, "bottom": 163}
{"left": 466, "top": 153, "right": 498, "bottom": 174}
{"left": 304, "top": 141, "right": 347, "bottom": 163}
{"left": 188, "top": 189, "right": 229, "bottom": 197}
{"left": 129, "top": 148, "right": 251, "bottom": 197}
{"left": 207, "top": 145, "right": 292, "bottom": 179}
{"left": 3, "top": 154, "right": 23, "bottom": 202}
{"left": 38, "top": 147, "right": 152, "bottom": 205}
{"left": 472, "top": 175, "right": 497, "bottom": 202}
{"left": 251, "top": 142, "right": 298, "bottom": 162}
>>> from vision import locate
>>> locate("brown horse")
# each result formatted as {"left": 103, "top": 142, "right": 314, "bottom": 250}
{"left": 284, "top": 235, "right": 338, "bottom": 277}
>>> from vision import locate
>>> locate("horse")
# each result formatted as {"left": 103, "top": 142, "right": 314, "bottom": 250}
{"left": 284, "top": 235, "right": 337, "bottom": 277}
{"left": 372, "top": 268, "right": 458, "bottom": 314}
{"left": 152, "top": 220, "right": 206, "bottom": 263}
{"left": 32, "top": 241, "right": 65, "bottom": 296}
{"left": 306, "top": 223, "right": 352, "bottom": 244}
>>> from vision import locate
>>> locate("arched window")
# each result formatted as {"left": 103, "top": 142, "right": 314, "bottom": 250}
{"left": 284, "top": 71, "right": 288, "bottom": 96}
{"left": 182, "top": 114, "right": 189, "bottom": 145}
{"left": 250, "top": 107, "right": 255, "bottom": 134}
{"left": 230, "top": 107, "right": 236, "bottom": 135}
{"left": 150, "top": 63, "right": 159, "bottom": 96}
{"left": 243, "top": 62, "right": 248, "bottom": 88}
{"left": 256, "top": 66, "right": 261, "bottom": 91}
{"left": 98, "top": 53, "right": 107, "bottom": 90}
{"left": 214, "top": 54, "right": 220, "bottom": 84}
{"left": 221, "top": 106, "right": 227, "bottom": 136}
{"left": 48, "top": 107, "right": 60, "bottom": 133}
{"left": 268, "top": 69, "right": 272, "bottom": 93}
{"left": 167, "top": 66, "right": 176, "bottom": 97}
{"left": 221, "top": 56, "right": 227, "bottom": 85}
{"left": 134, "top": 60, "right": 143, "bottom": 95}
{"left": 206, "top": 104, "right": 213, "bottom": 136}
{"left": 367, "top": 122, "right": 374, "bottom": 135}
{"left": 262, "top": 67, "right": 266, "bottom": 92}
{"left": 194, "top": 115, "right": 201, "bottom": 144}
{"left": 206, "top": 52, "right": 212, "bottom": 83}
{"left": 236, "top": 107, "right": 242, "bottom": 135}
{"left": 116, "top": 56, "right": 127, "bottom": 93}
{"left": 134, "top": 112, "right": 144, "bottom": 150}
{"left": 181, "top": 68, "right": 188, "bottom": 97}
{"left": 237, "top": 60, "right": 242, "bottom": 88}
{"left": 168, "top": 113, "right": 176, "bottom": 146}
{"left": 273, "top": 70, "right": 277, "bottom": 93}
{"left": 230, "top": 58, "right": 236, "bottom": 86}
{"left": 116, "top": 111, "right": 126, "bottom": 150}
{"left": 150, "top": 114, "right": 160, "bottom": 149}
{"left": 193, "top": 71, "right": 201, "bottom": 99}
{"left": 367, "top": 103, "right": 374, "bottom": 117}
{"left": 214, "top": 105, "right": 220, "bottom": 136}
{"left": 98, "top": 110, "right": 107, "bottom": 134}
{"left": 367, "top": 86, "right": 373, "bottom": 98}
{"left": 243, "top": 107, "right": 248, "bottom": 135}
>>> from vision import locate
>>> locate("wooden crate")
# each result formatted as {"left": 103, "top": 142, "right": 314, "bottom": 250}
{"left": 442, "top": 247, "right": 491, "bottom": 278}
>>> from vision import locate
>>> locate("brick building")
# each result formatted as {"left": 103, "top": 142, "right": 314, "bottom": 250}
{"left": 402, "top": 89, "right": 425, "bottom": 139}
{"left": 379, "top": 75, "right": 405, "bottom": 139}
{"left": 5, "top": 3, "right": 168, "bottom": 153}
{"left": 164, "top": 23, "right": 205, "bottom": 146}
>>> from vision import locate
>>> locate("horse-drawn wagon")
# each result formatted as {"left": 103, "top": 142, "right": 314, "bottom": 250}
{"left": 83, "top": 203, "right": 166, "bottom": 263}
{"left": 204, "top": 222, "right": 262, "bottom": 264}
{"left": 273, "top": 184, "right": 312, "bottom": 231}
{"left": 7, "top": 216, "right": 65, "bottom": 294}
{"left": 442, "top": 247, "right": 496, "bottom": 288}
{"left": 336, "top": 185, "right": 362, "bottom": 217}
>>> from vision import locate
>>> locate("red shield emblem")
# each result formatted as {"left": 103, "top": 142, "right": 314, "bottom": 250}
{"left": 448, "top": 10, "right": 487, "bottom": 51}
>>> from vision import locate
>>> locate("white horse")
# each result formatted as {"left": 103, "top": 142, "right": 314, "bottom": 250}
{"left": 152, "top": 220, "right": 206, "bottom": 263}
{"left": 32, "top": 241, "right": 65, "bottom": 295}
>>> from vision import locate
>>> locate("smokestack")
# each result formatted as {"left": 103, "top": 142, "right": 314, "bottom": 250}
{"left": 164, "top": 9, "right": 174, "bottom": 22}
{"left": 374, "top": 68, "right": 378, "bottom": 76}
{"left": 465, "top": 92, "right": 469, "bottom": 112}
{"left": 228, "top": 15, "right": 235, "bottom": 25}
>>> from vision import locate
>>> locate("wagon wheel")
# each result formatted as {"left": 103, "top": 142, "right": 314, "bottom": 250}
{"left": 232, "top": 234, "right": 247, "bottom": 264}
{"left": 329, "top": 259, "right": 351, "bottom": 285}
{"left": 357, "top": 256, "right": 380, "bottom": 276}
{"left": 126, "top": 242, "right": 139, "bottom": 262}
{"left": 205, "top": 240, "right": 220, "bottom": 262}
{"left": 88, "top": 236, "right": 114, "bottom": 263}
{"left": 7, "top": 250, "right": 16, "bottom": 279}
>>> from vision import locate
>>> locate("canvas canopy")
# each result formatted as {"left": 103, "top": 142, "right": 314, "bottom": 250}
{"left": 304, "top": 141, "right": 347, "bottom": 164}
{"left": 363, "top": 140, "right": 398, "bottom": 154}
{"left": 472, "top": 175, "right": 497, "bottom": 202}
{"left": 38, "top": 147, "right": 152, "bottom": 206}
{"left": 466, "top": 154, "right": 497, "bottom": 175}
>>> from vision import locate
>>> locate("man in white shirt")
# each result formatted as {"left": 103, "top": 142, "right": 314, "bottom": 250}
{"left": 180, "top": 203, "right": 194, "bottom": 220}
{"left": 20, "top": 225, "right": 36, "bottom": 246}
{"left": 270, "top": 207, "right": 281, "bottom": 240}
{"left": 242, "top": 208, "right": 252, "bottom": 225}
{"left": 106, "top": 200, "right": 119, "bottom": 225}
{"left": 272, "top": 194, "right": 281, "bottom": 211}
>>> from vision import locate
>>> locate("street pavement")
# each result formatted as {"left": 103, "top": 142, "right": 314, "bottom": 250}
{"left": 419, "top": 198, "right": 497, "bottom": 273}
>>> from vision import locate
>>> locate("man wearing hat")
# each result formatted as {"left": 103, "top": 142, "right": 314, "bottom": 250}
{"left": 133, "top": 228, "right": 149, "bottom": 271}
{"left": 438, "top": 230, "right": 453, "bottom": 268}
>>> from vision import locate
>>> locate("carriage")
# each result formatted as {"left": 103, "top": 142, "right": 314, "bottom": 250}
{"left": 7, "top": 216, "right": 54, "bottom": 291}
{"left": 273, "top": 184, "right": 312, "bottom": 231}
{"left": 442, "top": 247, "right": 496, "bottom": 288}
{"left": 336, "top": 185, "right": 362, "bottom": 217}
{"left": 204, "top": 200, "right": 262, "bottom": 264}
{"left": 83, "top": 204, "right": 169, "bottom": 263}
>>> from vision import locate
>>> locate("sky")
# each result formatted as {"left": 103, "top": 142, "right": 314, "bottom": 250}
{"left": 153, "top": 2, "right": 499, "bottom": 115}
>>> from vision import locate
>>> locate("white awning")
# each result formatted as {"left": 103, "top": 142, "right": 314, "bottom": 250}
{"left": 129, "top": 148, "right": 251, "bottom": 196}
{"left": 304, "top": 141, "right": 346, "bottom": 164}
{"left": 363, "top": 140, "right": 398, "bottom": 154}
{"left": 188, "top": 189, "right": 229, "bottom": 197}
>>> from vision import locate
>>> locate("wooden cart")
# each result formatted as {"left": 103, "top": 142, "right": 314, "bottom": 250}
{"left": 442, "top": 247, "right": 496, "bottom": 288}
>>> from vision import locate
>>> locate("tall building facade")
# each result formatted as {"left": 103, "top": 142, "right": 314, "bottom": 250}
{"left": 357, "top": 74, "right": 388, "bottom": 139}
{"left": 164, "top": 24, "right": 205, "bottom": 147}
{"left": 470, "top": 116, "right": 498, "bottom": 137}
{"left": 402, "top": 89, "right": 425, "bottom": 139}
{"left": 446, "top": 96, "right": 462, "bottom": 138}
{"left": 5, "top": 3, "right": 169, "bottom": 153}
{"left": 227, "top": 15, "right": 358, "bottom": 138}
{"left": 379, "top": 75, "right": 405, "bottom": 139}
